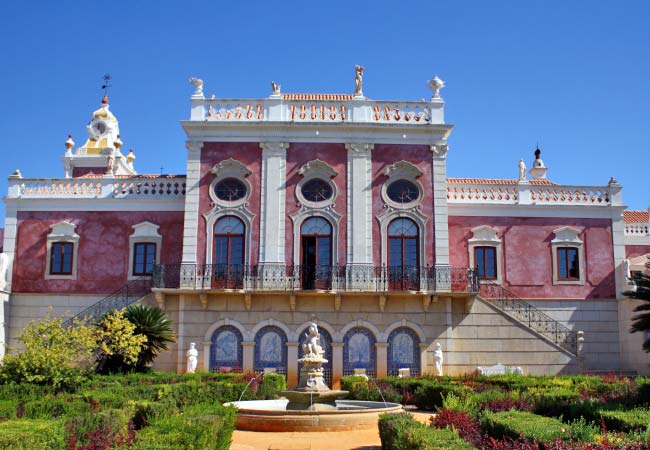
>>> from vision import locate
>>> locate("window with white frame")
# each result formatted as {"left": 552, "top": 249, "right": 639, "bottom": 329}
{"left": 468, "top": 225, "right": 502, "bottom": 284}
{"left": 128, "top": 222, "right": 162, "bottom": 279}
{"left": 551, "top": 227, "right": 584, "bottom": 285}
{"left": 45, "top": 221, "right": 80, "bottom": 280}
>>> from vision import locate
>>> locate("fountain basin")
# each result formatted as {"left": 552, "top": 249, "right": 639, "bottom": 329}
{"left": 225, "top": 399, "right": 403, "bottom": 432}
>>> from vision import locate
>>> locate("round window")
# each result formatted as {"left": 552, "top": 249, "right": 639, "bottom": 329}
{"left": 215, "top": 178, "right": 247, "bottom": 202}
{"left": 386, "top": 180, "right": 419, "bottom": 204}
{"left": 301, "top": 178, "right": 333, "bottom": 203}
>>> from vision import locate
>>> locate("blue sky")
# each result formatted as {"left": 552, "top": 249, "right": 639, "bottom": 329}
{"left": 1, "top": 1, "right": 649, "bottom": 224}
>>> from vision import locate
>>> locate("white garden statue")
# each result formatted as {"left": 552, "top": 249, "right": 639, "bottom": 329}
{"left": 302, "top": 323, "right": 324, "bottom": 359}
{"left": 186, "top": 342, "right": 198, "bottom": 373}
{"left": 433, "top": 342, "right": 444, "bottom": 376}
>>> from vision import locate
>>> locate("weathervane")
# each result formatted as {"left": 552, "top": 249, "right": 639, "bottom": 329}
{"left": 101, "top": 74, "right": 112, "bottom": 96}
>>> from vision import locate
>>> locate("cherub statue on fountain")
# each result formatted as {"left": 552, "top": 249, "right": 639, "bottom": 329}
{"left": 302, "top": 323, "right": 324, "bottom": 359}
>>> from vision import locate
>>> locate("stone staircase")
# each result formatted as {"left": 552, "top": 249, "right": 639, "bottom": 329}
{"left": 479, "top": 284, "right": 579, "bottom": 356}
{"left": 62, "top": 277, "right": 152, "bottom": 326}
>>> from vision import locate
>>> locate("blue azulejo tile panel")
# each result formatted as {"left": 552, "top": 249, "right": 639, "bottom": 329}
{"left": 254, "top": 325, "right": 288, "bottom": 374}
{"left": 387, "top": 327, "right": 420, "bottom": 376}
{"left": 210, "top": 325, "right": 243, "bottom": 372}
{"left": 343, "top": 327, "right": 377, "bottom": 377}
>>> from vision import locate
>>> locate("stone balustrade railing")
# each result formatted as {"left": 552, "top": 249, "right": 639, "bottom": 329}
{"left": 625, "top": 223, "right": 650, "bottom": 236}
{"left": 447, "top": 181, "right": 621, "bottom": 207}
{"left": 6, "top": 177, "right": 187, "bottom": 200}
{"left": 191, "top": 96, "right": 445, "bottom": 125}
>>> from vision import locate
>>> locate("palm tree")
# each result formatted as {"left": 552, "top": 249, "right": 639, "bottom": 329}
{"left": 624, "top": 256, "right": 650, "bottom": 352}
{"left": 124, "top": 304, "right": 176, "bottom": 370}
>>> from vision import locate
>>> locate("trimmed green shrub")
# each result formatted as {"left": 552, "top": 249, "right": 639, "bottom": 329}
{"left": 65, "top": 408, "right": 134, "bottom": 448}
{"left": 21, "top": 396, "right": 92, "bottom": 419}
{"left": 413, "top": 382, "right": 470, "bottom": 411}
{"left": 598, "top": 408, "right": 650, "bottom": 432}
{"left": 378, "top": 412, "right": 473, "bottom": 450}
{"left": 528, "top": 386, "right": 582, "bottom": 416}
{"left": 0, "top": 419, "right": 66, "bottom": 450}
{"left": 0, "top": 400, "right": 17, "bottom": 420}
{"left": 257, "top": 373, "right": 286, "bottom": 399}
{"left": 481, "top": 410, "right": 597, "bottom": 443}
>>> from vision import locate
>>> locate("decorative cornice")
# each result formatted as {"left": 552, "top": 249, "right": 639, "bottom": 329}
{"left": 185, "top": 141, "right": 203, "bottom": 153}
{"left": 430, "top": 144, "right": 448, "bottom": 158}
{"left": 383, "top": 160, "right": 422, "bottom": 179}
{"left": 209, "top": 158, "right": 252, "bottom": 178}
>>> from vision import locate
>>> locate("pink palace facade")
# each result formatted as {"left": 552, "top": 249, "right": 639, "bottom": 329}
{"left": 1, "top": 73, "right": 650, "bottom": 386}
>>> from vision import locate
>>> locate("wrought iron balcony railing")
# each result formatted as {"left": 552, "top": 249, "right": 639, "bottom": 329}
{"left": 152, "top": 264, "right": 479, "bottom": 294}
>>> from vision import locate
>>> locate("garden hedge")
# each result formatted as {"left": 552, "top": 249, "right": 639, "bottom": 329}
{"left": 378, "top": 412, "right": 473, "bottom": 450}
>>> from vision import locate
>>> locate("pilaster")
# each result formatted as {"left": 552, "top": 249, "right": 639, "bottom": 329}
{"left": 608, "top": 181, "right": 627, "bottom": 298}
{"left": 331, "top": 342, "right": 344, "bottom": 390}
{"left": 181, "top": 142, "right": 203, "bottom": 264}
{"left": 419, "top": 342, "right": 429, "bottom": 375}
{"left": 346, "top": 144, "right": 374, "bottom": 290}
{"left": 242, "top": 341, "right": 255, "bottom": 373}
{"left": 259, "top": 142, "right": 289, "bottom": 265}
{"left": 375, "top": 342, "right": 388, "bottom": 378}
{"left": 431, "top": 145, "right": 451, "bottom": 288}
{"left": 176, "top": 295, "right": 186, "bottom": 373}
{"left": 201, "top": 340, "right": 212, "bottom": 372}
{"left": 286, "top": 342, "right": 299, "bottom": 387}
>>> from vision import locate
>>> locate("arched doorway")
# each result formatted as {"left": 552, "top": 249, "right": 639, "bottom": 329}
{"left": 213, "top": 216, "right": 245, "bottom": 288}
{"left": 387, "top": 327, "right": 421, "bottom": 377}
{"left": 387, "top": 217, "right": 420, "bottom": 291}
{"left": 210, "top": 325, "right": 243, "bottom": 373}
{"left": 300, "top": 217, "right": 333, "bottom": 290}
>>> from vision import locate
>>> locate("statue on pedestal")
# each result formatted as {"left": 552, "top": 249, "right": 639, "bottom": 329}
{"left": 354, "top": 65, "right": 365, "bottom": 96}
{"left": 302, "top": 323, "right": 324, "bottom": 358}
{"left": 434, "top": 342, "right": 444, "bottom": 376}
{"left": 186, "top": 342, "right": 198, "bottom": 373}
{"left": 518, "top": 159, "right": 527, "bottom": 181}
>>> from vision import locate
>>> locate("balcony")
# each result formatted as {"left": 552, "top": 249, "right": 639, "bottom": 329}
{"left": 152, "top": 264, "right": 479, "bottom": 294}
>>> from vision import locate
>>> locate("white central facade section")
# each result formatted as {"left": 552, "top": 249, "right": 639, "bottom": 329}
{"left": 259, "top": 142, "right": 288, "bottom": 264}
{"left": 346, "top": 143, "right": 374, "bottom": 265}
{"left": 182, "top": 142, "right": 203, "bottom": 264}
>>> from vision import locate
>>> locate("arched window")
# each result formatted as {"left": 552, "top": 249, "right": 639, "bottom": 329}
{"left": 254, "top": 326, "right": 288, "bottom": 375}
{"left": 343, "top": 327, "right": 376, "bottom": 377}
{"left": 387, "top": 218, "right": 420, "bottom": 291}
{"left": 213, "top": 216, "right": 245, "bottom": 289}
{"left": 387, "top": 327, "right": 420, "bottom": 377}
{"left": 298, "top": 326, "right": 332, "bottom": 386}
{"left": 300, "top": 217, "right": 333, "bottom": 290}
{"left": 210, "top": 326, "right": 243, "bottom": 373}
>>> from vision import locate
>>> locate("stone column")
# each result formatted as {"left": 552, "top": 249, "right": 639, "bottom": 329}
{"left": 258, "top": 142, "right": 289, "bottom": 287}
{"left": 375, "top": 342, "right": 388, "bottom": 378}
{"left": 201, "top": 340, "right": 212, "bottom": 373}
{"left": 431, "top": 145, "right": 451, "bottom": 291}
{"left": 181, "top": 142, "right": 203, "bottom": 265}
{"left": 608, "top": 180, "right": 627, "bottom": 298}
{"left": 331, "top": 342, "right": 344, "bottom": 389}
{"left": 176, "top": 295, "right": 186, "bottom": 374}
{"left": 286, "top": 342, "right": 299, "bottom": 388}
{"left": 242, "top": 341, "right": 255, "bottom": 373}
{"left": 345, "top": 143, "right": 374, "bottom": 289}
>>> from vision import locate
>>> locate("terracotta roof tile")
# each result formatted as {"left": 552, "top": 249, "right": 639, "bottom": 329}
{"left": 282, "top": 93, "right": 356, "bottom": 101}
{"left": 624, "top": 210, "right": 650, "bottom": 223}
{"left": 447, "top": 177, "right": 556, "bottom": 186}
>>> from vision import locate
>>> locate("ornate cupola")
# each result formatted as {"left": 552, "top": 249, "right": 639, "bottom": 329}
{"left": 61, "top": 95, "right": 137, "bottom": 178}
{"left": 528, "top": 147, "right": 548, "bottom": 180}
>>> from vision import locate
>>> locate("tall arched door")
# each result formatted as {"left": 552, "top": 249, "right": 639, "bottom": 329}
{"left": 300, "top": 217, "right": 333, "bottom": 290}
{"left": 213, "top": 216, "right": 245, "bottom": 289}
{"left": 387, "top": 218, "right": 420, "bottom": 291}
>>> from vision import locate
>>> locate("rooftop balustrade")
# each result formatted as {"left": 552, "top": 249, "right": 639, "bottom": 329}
{"left": 152, "top": 264, "right": 479, "bottom": 294}
{"left": 6, "top": 177, "right": 186, "bottom": 200}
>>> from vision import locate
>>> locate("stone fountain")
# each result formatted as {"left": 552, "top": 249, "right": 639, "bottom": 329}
{"left": 225, "top": 321, "right": 402, "bottom": 431}
{"left": 280, "top": 323, "right": 348, "bottom": 411}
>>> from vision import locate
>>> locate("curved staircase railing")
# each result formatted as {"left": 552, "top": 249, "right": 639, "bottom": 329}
{"left": 480, "top": 284, "right": 578, "bottom": 355}
{"left": 62, "top": 277, "right": 152, "bottom": 327}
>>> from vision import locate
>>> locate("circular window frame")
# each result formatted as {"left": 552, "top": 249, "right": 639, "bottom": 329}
{"left": 296, "top": 175, "right": 337, "bottom": 209}
{"left": 209, "top": 175, "right": 251, "bottom": 208}
{"left": 214, "top": 177, "right": 248, "bottom": 203}
{"left": 381, "top": 178, "right": 423, "bottom": 210}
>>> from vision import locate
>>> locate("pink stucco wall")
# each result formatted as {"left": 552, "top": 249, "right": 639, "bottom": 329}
{"left": 285, "top": 143, "right": 347, "bottom": 265}
{"left": 449, "top": 216, "right": 615, "bottom": 299}
{"left": 13, "top": 211, "right": 184, "bottom": 294}
{"left": 371, "top": 145, "right": 435, "bottom": 266}
{"left": 72, "top": 167, "right": 106, "bottom": 177}
{"left": 198, "top": 142, "right": 262, "bottom": 266}
{"left": 626, "top": 245, "right": 650, "bottom": 259}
